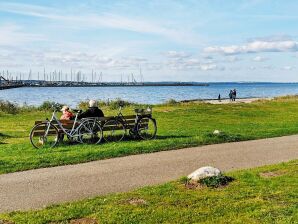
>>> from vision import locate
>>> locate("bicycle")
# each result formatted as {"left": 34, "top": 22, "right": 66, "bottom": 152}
{"left": 102, "top": 102, "right": 157, "bottom": 142}
{"left": 29, "top": 104, "right": 103, "bottom": 149}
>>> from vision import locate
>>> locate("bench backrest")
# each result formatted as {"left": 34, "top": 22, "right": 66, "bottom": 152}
{"left": 34, "top": 115, "right": 140, "bottom": 131}
{"left": 32, "top": 115, "right": 150, "bottom": 137}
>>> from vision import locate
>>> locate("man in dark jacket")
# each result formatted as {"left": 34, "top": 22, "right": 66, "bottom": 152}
{"left": 78, "top": 100, "right": 104, "bottom": 119}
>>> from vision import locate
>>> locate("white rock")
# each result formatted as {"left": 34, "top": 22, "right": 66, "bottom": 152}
{"left": 187, "top": 166, "right": 221, "bottom": 181}
{"left": 213, "top": 130, "right": 220, "bottom": 135}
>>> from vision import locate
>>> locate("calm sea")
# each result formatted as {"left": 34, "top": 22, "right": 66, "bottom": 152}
{"left": 1, "top": 83, "right": 298, "bottom": 106}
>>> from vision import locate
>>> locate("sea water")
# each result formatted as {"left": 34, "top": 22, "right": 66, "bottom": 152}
{"left": 1, "top": 83, "right": 298, "bottom": 106}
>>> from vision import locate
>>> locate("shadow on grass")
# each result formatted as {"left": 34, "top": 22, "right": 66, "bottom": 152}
{"left": 55, "top": 135, "right": 192, "bottom": 148}
{"left": 0, "top": 133, "right": 11, "bottom": 137}
{"left": 204, "top": 132, "right": 246, "bottom": 142}
{"left": 0, "top": 133, "right": 11, "bottom": 144}
{"left": 155, "top": 135, "right": 191, "bottom": 140}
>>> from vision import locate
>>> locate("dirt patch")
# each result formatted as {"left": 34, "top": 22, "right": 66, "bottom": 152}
{"left": 69, "top": 218, "right": 98, "bottom": 224}
{"left": 128, "top": 198, "right": 147, "bottom": 206}
{"left": 184, "top": 181, "right": 231, "bottom": 190}
{"left": 260, "top": 170, "right": 286, "bottom": 178}
{"left": 184, "top": 180, "right": 205, "bottom": 190}
{"left": 185, "top": 181, "right": 200, "bottom": 190}
{"left": 0, "top": 220, "right": 15, "bottom": 224}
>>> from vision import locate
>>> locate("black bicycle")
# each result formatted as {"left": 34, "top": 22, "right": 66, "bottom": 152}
{"left": 102, "top": 102, "right": 157, "bottom": 142}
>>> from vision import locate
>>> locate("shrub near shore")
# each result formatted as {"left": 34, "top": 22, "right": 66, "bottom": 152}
{"left": 0, "top": 99, "right": 144, "bottom": 114}
{"left": 77, "top": 98, "right": 140, "bottom": 110}
{"left": 1, "top": 96, "right": 298, "bottom": 174}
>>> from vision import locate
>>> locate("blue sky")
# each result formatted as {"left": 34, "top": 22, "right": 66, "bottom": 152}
{"left": 0, "top": 0, "right": 297, "bottom": 82}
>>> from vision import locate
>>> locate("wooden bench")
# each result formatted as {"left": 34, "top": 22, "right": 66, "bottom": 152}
{"left": 32, "top": 115, "right": 143, "bottom": 136}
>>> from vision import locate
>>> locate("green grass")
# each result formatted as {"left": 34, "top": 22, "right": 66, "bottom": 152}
{"left": 1, "top": 160, "right": 297, "bottom": 223}
{"left": 1, "top": 97, "right": 298, "bottom": 174}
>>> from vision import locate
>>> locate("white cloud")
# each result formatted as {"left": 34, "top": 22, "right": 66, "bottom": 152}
{"left": 165, "top": 51, "right": 192, "bottom": 59}
{"left": 0, "top": 47, "right": 150, "bottom": 70}
{"left": 202, "top": 55, "right": 213, "bottom": 60}
{"left": 144, "top": 63, "right": 163, "bottom": 71}
{"left": 0, "top": 62, "right": 23, "bottom": 67}
{"left": 247, "top": 35, "right": 293, "bottom": 43}
{"left": 262, "top": 65, "right": 274, "bottom": 70}
{"left": 167, "top": 57, "right": 223, "bottom": 71}
{"left": 204, "top": 40, "right": 298, "bottom": 55}
{"left": 184, "top": 58, "right": 200, "bottom": 65}
{"left": 122, "top": 56, "right": 147, "bottom": 62}
{"left": 225, "top": 56, "right": 240, "bottom": 62}
{"left": 252, "top": 56, "right": 267, "bottom": 62}
{"left": 282, "top": 66, "right": 294, "bottom": 70}
{"left": 0, "top": 2, "right": 199, "bottom": 44}
{"left": 0, "top": 23, "right": 44, "bottom": 46}
{"left": 200, "top": 64, "right": 220, "bottom": 71}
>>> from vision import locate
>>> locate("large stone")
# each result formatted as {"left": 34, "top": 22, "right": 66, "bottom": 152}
{"left": 213, "top": 130, "right": 220, "bottom": 135}
{"left": 188, "top": 166, "right": 221, "bottom": 181}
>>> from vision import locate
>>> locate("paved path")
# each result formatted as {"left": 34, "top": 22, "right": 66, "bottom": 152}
{"left": 1, "top": 135, "right": 298, "bottom": 213}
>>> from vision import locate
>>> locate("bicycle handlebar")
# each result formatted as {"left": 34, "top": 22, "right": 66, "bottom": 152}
{"left": 51, "top": 103, "right": 61, "bottom": 112}
{"left": 72, "top": 109, "right": 82, "bottom": 113}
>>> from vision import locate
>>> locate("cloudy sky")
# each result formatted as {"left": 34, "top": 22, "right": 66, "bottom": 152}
{"left": 0, "top": 0, "right": 297, "bottom": 82}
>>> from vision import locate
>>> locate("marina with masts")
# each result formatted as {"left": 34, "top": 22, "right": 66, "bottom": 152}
{"left": 0, "top": 69, "right": 209, "bottom": 90}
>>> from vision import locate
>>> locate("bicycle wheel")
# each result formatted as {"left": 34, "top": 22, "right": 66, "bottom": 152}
{"left": 30, "top": 123, "right": 59, "bottom": 149}
{"left": 78, "top": 119, "right": 103, "bottom": 144}
{"left": 103, "top": 119, "right": 125, "bottom": 142}
{"left": 137, "top": 117, "right": 157, "bottom": 140}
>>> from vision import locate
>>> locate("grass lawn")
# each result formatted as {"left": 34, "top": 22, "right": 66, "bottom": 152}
{"left": 1, "top": 160, "right": 297, "bottom": 223}
{"left": 1, "top": 96, "right": 298, "bottom": 174}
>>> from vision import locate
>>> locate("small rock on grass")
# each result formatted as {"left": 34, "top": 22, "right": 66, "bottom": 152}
{"left": 188, "top": 166, "right": 221, "bottom": 181}
{"left": 213, "top": 130, "right": 220, "bottom": 135}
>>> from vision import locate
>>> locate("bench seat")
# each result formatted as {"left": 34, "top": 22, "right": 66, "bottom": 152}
{"left": 32, "top": 115, "right": 148, "bottom": 136}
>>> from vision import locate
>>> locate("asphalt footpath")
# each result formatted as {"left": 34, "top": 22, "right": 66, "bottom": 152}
{"left": 1, "top": 135, "right": 298, "bottom": 213}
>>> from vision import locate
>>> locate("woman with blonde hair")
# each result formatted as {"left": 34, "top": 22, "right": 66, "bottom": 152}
{"left": 60, "top": 105, "right": 74, "bottom": 120}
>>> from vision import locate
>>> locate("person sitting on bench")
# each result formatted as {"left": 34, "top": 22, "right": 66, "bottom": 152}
{"left": 58, "top": 105, "right": 74, "bottom": 142}
{"left": 78, "top": 100, "right": 104, "bottom": 119}
{"left": 60, "top": 105, "right": 74, "bottom": 120}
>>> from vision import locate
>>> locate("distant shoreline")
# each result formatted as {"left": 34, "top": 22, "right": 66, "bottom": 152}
{"left": 181, "top": 97, "right": 273, "bottom": 104}
{"left": 0, "top": 82, "right": 209, "bottom": 90}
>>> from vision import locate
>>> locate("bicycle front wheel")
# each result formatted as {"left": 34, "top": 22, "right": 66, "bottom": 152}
{"left": 137, "top": 117, "right": 157, "bottom": 140}
{"left": 103, "top": 119, "right": 125, "bottom": 142}
{"left": 78, "top": 119, "right": 103, "bottom": 144}
{"left": 29, "top": 123, "right": 59, "bottom": 149}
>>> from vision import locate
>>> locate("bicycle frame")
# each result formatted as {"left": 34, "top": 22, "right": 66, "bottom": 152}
{"left": 46, "top": 109, "right": 82, "bottom": 138}
{"left": 113, "top": 106, "right": 131, "bottom": 130}
{"left": 114, "top": 106, "right": 154, "bottom": 131}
